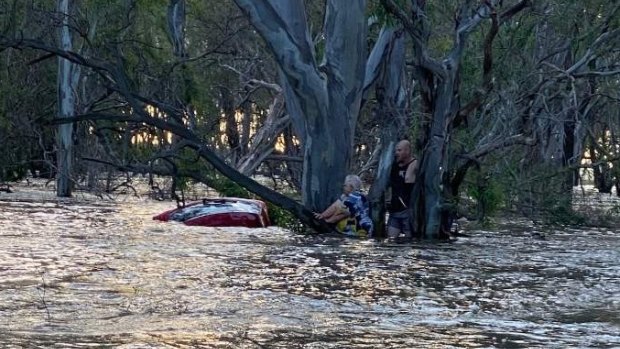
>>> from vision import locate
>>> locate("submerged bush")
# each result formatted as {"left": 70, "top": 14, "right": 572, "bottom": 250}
{"left": 465, "top": 172, "right": 506, "bottom": 224}
{"left": 543, "top": 201, "right": 587, "bottom": 226}
{"left": 266, "top": 203, "right": 305, "bottom": 233}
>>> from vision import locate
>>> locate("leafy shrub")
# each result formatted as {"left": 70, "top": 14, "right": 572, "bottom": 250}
{"left": 0, "top": 165, "right": 28, "bottom": 182}
{"left": 266, "top": 203, "right": 306, "bottom": 233}
{"left": 466, "top": 173, "right": 505, "bottom": 223}
{"left": 543, "top": 200, "right": 586, "bottom": 226}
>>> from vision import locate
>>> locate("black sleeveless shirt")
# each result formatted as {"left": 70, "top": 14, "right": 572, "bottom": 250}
{"left": 389, "top": 159, "right": 415, "bottom": 213}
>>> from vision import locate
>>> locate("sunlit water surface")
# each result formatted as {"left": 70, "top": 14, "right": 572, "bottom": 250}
{"left": 0, "top": 198, "right": 618, "bottom": 348}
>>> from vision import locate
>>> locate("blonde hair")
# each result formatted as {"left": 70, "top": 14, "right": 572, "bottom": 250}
{"left": 344, "top": 174, "right": 362, "bottom": 191}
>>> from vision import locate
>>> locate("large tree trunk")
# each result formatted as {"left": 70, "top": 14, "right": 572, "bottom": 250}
{"left": 365, "top": 27, "right": 408, "bottom": 238}
{"left": 413, "top": 76, "right": 457, "bottom": 239}
{"left": 56, "top": 0, "right": 79, "bottom": 197}
{"left": 233, "top": 0, "right": 367, "bottom": 211}
{"left": 220, "top": 86, "right": 240, "bottom": 163}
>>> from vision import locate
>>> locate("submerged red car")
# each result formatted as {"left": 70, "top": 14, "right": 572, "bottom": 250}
{"left": 153, "top": 197, "right": 270, "bottom": 228}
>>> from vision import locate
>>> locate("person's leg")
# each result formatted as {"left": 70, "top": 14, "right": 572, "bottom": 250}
{"left": 402, "top": 209, "right": 414, "bottom": 238}
{"left": 387, "top": 215, "right": 402, "bottom": 239}
{"left": 401, "top": 218, "right": 412, "bottom": 239}
{"left": 322, "top": 199, "right": 343, "bottom": 217}
{"left": 335, "top": 217, "right": 359, "bottom": 236}
{"left": 388, "top": 210, "right": 413, "bottom": 239}
{"left": 335, "top": 218, "right": 348, "bottom": 232}
{"left": 387, "top": 226, "right": 401, "bottom": 239}
{"left": 315, "top": 199, "right": 344, "bottom": 220}
{"left": 324, "top": 211, "right": 349, "bottom": 223}
{"left": 360, "top": 221, "right": 372, "bottom": 238}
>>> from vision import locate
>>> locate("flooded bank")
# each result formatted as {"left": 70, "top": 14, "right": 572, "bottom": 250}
{"left": 0, "top": 197, "right": 618, "bottom": 348}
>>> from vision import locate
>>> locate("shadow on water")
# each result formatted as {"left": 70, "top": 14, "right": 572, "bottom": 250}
{"left": 0, "top": 199, "right": 618, "bottom": 348}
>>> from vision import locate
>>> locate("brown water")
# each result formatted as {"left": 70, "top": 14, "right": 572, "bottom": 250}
{"left": 0, "top": 198, "right": 618, "bottom": 348}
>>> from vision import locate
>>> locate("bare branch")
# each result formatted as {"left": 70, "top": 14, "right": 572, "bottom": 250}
{"left": 379, "top": 0, "right": 444, "bottom": 75}
{"left": 573, "top": 69, "right": 620, "bottom": 78}
{"left": 470, "top": 134, "right": 536, "bottom": 160}
{"left": 500, "top": 0, "right": 531, "bottom": 24}
{"left": 567, "top": 28, "right": 620, "bottom": 75}
{"left": 455, "top": 5, "right": 500, "bottom": 125}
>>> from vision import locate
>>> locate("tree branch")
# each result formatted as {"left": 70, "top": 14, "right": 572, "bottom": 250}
{"left": 500, "top": 0, "right": 531, "bottom": 24}
{"left": 379, "top": 0, "right": 444, "bottom": 76}
{"left": 455, "top": 6, "right": 500, "bottom": 126}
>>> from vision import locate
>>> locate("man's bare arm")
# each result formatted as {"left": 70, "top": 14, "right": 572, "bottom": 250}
{"left": 405, "top": 159, "right": 418, "bottom": 184}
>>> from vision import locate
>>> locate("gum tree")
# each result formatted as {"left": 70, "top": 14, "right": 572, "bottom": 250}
{"left": 232, "top": 0, "right": 370, "bottom": 210}
{"left": 380, "top": 0, "right": 532, "bottom": 238}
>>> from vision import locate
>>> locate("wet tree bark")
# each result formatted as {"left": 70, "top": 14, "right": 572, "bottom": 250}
{"left": 413, "top": 74, "right": 458, "bottom": 239}
{"left": 365, "top": 27, "right": 408, "bottom": 238}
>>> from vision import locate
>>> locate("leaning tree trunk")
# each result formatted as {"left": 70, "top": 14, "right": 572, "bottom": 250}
{"left": 56, "top": 0, "right": 79, "bottom": 197}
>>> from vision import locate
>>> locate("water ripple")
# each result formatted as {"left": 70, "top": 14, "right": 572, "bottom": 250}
{"left": 0, "top": 199, "right": 618, "bottom": 348}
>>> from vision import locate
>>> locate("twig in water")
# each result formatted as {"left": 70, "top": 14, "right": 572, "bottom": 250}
{"left": 37, "top": 270, "right": 51, "bottom": 321}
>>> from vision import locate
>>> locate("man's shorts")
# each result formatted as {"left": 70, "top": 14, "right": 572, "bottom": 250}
{"left": 387, "top": 209, "right": 411, "bottom": 237}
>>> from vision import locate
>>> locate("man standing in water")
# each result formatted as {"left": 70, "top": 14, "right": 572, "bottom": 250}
{"left": 387, "top": 140, "right": 418, "bottom": 239}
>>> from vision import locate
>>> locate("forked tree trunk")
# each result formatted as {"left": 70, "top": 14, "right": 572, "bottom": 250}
{"left": 233, "top": 0, "right": 368, "bottom": 211}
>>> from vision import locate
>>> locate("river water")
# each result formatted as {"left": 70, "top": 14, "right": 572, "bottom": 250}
{"left": 0, "top": 197, "right": 618, "bottom": 348}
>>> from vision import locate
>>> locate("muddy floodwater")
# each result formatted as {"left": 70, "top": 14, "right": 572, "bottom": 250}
{"left": 0, "top": 197, "right": 618, "bottom": 348}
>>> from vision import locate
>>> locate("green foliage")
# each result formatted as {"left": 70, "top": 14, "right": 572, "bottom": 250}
{"left": 266, "top": 203, "right": 306, "bottom": 233}
{"left": 465, "top": 172, "right": 505, "bottom": 223}
{"left": 606, "top": 204, "right": 620, "bottom": 222}
{"left": 368, "top": 0, "right": 406, "bottom": 27}
{"left": 541, "top": 198, "right": 586, "bottom": 226}
{"left": 210, "top": 174, "right": 250, "bottom": 198}
{"left": 0, "top": 165, "right": 27, "bottom": 182}
{"left": 1, "top": 0, "right": 618, "bottom": 238}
